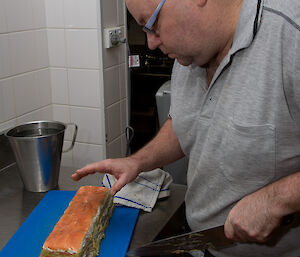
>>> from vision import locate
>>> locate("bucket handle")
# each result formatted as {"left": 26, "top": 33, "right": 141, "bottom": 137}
{"left": 63, "top": 123, "right": 78, "bottom": 153}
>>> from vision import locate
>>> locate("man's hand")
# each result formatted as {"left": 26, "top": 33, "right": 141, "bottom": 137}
{"left": 224, "top": 171, "right": 300, "bottom": 243}
{"left": 71, "top": 119, "right": 185, "bottom": 195}
{"left": 224, "top": 187, "right": 282, "bottom": 243}
{"left": 71, "top": 157, "right": 140, "bottom": 195}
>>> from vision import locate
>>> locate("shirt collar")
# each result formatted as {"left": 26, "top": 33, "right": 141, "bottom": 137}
{"left": 230, "top": 0, "right": 264, "bottom": 55}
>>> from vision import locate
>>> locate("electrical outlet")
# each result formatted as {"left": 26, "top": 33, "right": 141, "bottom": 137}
{"left": 103, "top": 27, "right": 125, "bottom": 48}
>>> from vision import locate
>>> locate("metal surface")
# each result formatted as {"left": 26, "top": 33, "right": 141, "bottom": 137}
{"left": 5, "top": 121, "right": 77, "bottom": 192}
{"left": 0, "top": 165, "right": 186, "bottom": 251}
{"left": 127, "top": 226, "right": 235, "bottom": 256}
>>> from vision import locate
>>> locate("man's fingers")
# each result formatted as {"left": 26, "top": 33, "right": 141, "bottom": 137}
{"left": 111, "top": 176, "right": 129, "bottom": 195}
{"left": 224, "top": 218, "right": 235, "bottom": 240}
{"left": 224, "top": 218, "right": 248, "bottom": 243}
{"left": 71, "top": 169, "right": 96, "bottom": 181}
{"left": 70, "top": 159, "right": 137, "bottom": 194}
{"left": 225, "top": 216, "right": 270, "bottom": 243}
{"left": 71, "top": 162, "right": 107, "bottom": 181}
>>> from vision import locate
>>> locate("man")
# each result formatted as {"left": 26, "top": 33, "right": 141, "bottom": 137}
{"left": 72, "top": 0, "right": 300, "bottom": 256}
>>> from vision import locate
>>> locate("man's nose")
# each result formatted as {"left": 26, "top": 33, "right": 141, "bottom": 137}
{"left": 146, "top": 33, "right": 162, "bottom": 50}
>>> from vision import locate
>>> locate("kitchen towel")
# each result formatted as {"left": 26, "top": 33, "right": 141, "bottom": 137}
{"left": 102, "top": 168, "right": 173, "bottom": 212}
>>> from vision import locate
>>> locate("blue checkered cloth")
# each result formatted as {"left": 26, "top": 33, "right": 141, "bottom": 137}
{"left": 102, "top": 169, "right": 172, "bottom": 212}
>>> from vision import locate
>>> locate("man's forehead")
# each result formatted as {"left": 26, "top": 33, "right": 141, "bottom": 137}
{"left": 126, "top": 0, "right": 157, "bottom": 25}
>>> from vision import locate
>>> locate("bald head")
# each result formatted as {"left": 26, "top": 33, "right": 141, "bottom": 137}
{"left": 126, "top": 0, "right": 164, "bottom": 25}
{"left": 126, "top": 0, "right": 244, "bottom": 67}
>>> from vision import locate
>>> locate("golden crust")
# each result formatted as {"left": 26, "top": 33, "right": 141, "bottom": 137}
{"left": 43, "top": 186, "right": 110, "bottom": 253}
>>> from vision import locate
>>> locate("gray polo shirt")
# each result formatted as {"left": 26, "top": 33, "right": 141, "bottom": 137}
{"left": 170, "top": 0, "right": 300, "bottom": 256}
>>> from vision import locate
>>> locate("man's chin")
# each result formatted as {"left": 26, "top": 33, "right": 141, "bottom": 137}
{"left": 176, "top": 56, "right": 193, "bottom": 66}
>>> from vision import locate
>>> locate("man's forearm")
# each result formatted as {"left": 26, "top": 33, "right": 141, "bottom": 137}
{"left": 224, "top": 170, "right": 300, "bottom": 242}
{"left": 271, "top": 171, "right": 300, "bottom": 217}
{"left": 129, "top": 118, "right": 185, "bottom": 172}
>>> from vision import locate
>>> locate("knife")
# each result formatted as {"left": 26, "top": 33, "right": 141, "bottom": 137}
{"left": 127, "top": 214, "right": 296, "bottom": 256}
{"left": 126, "top": 225, "right": 235, "bottom": 256}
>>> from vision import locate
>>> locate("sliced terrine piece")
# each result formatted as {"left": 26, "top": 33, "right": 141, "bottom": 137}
{"left": 40, "top": 186, "right": 114, "bottom": 257}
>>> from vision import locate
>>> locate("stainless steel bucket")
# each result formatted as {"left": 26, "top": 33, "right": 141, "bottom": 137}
{"left": 5, "top": 121, "right": 78, "bottom": 192}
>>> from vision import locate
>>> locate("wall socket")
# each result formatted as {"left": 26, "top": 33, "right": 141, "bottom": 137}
{"left": 103, "top": 27, "right": 126, "bottom": 49}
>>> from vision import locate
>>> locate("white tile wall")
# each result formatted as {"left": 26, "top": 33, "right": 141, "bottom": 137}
{"left": 61, "top": 140, "right": 74, "bottom": 167}
{"left": 101, "top": 0, "right": 128, "bottom": 158}
{"left": 0, "top": 34, "right": 11, "bottom": 78}
{"left": 65, "top": 29, "right": 100, "bottom": 69}
{"left": 13, "top": 72, "right": 41, "bottom": 116}
{"left": 118, "top": 27, "right": 127, "bottom": 63}
{"left": 120, "top": 99, "right": 127, "bottom": 133}
{"left": 47, "top": 29, "right": 67, "bottom": 67}
{"left": 44, "top": 0, "right": 109, "bottom": 166}
{"left": 0, "top": 0, "right": 128, "bottom": 166}
{"left": 16, "top": 111, "right": 39, "bottom": 124}
{"left": 120, "top": 133, "right": 127, "bottom": 157}
{"left": 4, "top": 0, "right": 34, "bottom": 32}
{"left": 52, "top": 104, "right": 70, "bottom": 124}
{"left": 44, "top": 0, "right": 64, "bottom": 28}
{"left": 105, "top": 102, "right": 121, "bottom": 142}
{"left": 64, "top": 0, "right": 98, "bottom": 29}
{"left": 0, "top": 0, "right": 7, "bottom": 33}
{"left": 50, "top": 68, "right": 69, "bottom": 104}
{"left": 35, "top": 30, "right": 49, "bottom": 69}
{"left": 0, "top": 78, "right": 15, "bottom": 123}
{"left": 101, "top": 0, "right": 118, "bottom": 28}
{"left": 70, "top": 106, "right": 104, "bottom": 144}
{"left": 31, "top": 0, "right": 47, "bottom": 29}
{"left": 9, "top": 31, "right": 37, "bottom": 75}
{"left": 16, "top": 105, "right": 52, "bottom": 124}
{"left": 36, "top": 69, "right": 52, "bottom": 107}
{"left": 104, "top": 66, "right": 120, "bottom": 107}
{"left": 117, "top": 0, "right": 126, "bottom": 26}
{"left": 52, "top": 104, "right": 72, "bottom": 140}
{"left": 107, "top": 136, "right": 122, "bottom": 159}
{"left": 39, "top": 105, "right": 53, "bottom": 120}
{"left": 119, "top": 63, "right": 127, "bottom": 99}
{"left": 0, "top": 0, "right": 52, "bottom": 142}
{"left": 10, "top": 70, "right": 51, "bottom": 117}
{"left": 103, "top": 46, "right": 121, "bottom": 69}
{"left": 68, "top": 69, "right": 101, "bottom": 108}
{"left": 0, "top": 119, "right": 16, "bottom": 133}
{"left": 73, "top": 142, "right": 104, "bottom": 168}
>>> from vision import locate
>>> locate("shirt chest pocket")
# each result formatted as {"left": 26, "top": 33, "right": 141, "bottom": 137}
{"left": 219, "top": 120, "right": 276, "bottom": 193}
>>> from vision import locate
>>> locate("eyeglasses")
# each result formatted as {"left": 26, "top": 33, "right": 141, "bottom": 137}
{"left": 143, "top": 0, "right": 166, "bottom": 34}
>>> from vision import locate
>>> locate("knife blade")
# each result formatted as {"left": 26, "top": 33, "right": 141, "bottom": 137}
{"left": 127, "top": 225, "right": 235, "bottom": 256}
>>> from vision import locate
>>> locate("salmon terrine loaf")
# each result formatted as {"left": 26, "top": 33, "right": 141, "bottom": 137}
{"left": 40, "top": 186, "right": 114, "bottom": 257}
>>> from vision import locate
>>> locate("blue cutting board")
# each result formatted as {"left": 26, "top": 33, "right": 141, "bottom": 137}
{"left": 0, "top": 190, "right": 139, "bottom": 257}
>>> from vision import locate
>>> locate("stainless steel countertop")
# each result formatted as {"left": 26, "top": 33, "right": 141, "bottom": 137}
{"left": 0, "top": 164, "right": 186, "bottom": 251}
